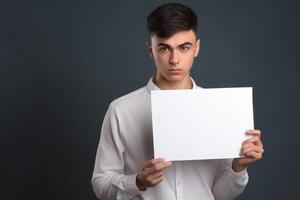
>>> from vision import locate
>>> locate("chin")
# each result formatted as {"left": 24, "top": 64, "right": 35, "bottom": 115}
{"left": 166, "top": 74, "right": 186, "bottom": 82}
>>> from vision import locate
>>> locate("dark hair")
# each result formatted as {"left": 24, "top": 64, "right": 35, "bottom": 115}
{"left": 147, "top": 3, "right": 198, "bottom": 38}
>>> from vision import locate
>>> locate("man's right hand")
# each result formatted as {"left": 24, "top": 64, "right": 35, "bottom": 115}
{"left": 136, "top": 158, "right": 173, "bottom": 191}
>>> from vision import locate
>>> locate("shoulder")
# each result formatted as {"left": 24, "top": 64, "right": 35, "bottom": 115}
{"left": 196, "top": 85, "right": 204, "bottom": 89}
{"left": 109, "top": 86, "right": 149, "bottom": 112}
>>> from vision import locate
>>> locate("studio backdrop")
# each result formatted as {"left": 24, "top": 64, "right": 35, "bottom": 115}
{"left": 1, "top": 0, "right": 299, "bottom": 199}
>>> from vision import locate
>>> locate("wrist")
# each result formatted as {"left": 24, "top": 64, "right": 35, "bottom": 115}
{"left": 232, "top": 160, "right": 247, "bottom": 173}
{"left": 136, "top": 174, "right": 147, "bottom": 191}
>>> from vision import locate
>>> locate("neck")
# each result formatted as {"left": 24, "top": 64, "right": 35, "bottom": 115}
{"left": 153, "top": 75, "right": 193, "bottom": 90}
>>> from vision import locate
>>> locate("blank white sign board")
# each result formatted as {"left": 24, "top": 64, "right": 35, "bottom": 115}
{"left": 151, "top": 87, "right": 254, "bottom": 161}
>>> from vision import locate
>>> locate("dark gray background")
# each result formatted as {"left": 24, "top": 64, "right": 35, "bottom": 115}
{"left": 1, "top": 0, "right": 299, "bottom": 199}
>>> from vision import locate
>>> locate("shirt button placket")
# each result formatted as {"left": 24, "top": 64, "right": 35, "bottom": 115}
{"left": 175, "top": 162, "right": 183, "bottom": 200}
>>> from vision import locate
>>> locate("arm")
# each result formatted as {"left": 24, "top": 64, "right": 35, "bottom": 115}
{"left": 212, "top": 159, "right": 249, "bottom": 200}
{"left": 212, "top": 129, "right": 264, "bottom": 200}
{"left": 91, "top": 105, "right": 140, "bottom": 200}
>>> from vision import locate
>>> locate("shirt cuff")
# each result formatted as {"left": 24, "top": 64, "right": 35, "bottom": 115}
{"left": 230, "top": 167, "right": 247, "bottom": 176}
{"left": 123, "top": 173, "right": 141, "bottom": 196}
{"left": 229, "top": 167, "right": 249, "bottom": 185}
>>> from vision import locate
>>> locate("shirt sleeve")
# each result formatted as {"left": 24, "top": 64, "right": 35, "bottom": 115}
{"left": 91, "top": 104, "right": 141, "bottom": 200}
{"left": 212, "top": 159, "right": 249, "bottom": 200}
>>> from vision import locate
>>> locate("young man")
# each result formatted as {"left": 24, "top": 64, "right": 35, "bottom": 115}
{"left": 91, "top": 3, "right": 264, "bottom": 200}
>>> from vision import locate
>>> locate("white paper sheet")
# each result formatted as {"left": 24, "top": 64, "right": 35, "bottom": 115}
{"left": 151, "top": 87, "right": 254, "bottom": 161}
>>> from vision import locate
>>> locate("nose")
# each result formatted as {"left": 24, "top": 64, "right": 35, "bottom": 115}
{"left": 169, "top": 49, "right": 179, "bottom": 65}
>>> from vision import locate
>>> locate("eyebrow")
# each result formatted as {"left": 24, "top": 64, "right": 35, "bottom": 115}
{"left": 156, "top": 42, "right": 193, "bottom": 48}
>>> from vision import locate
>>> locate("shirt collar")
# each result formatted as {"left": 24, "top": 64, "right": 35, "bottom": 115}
{"left": 146, "top": 76, "right": 198, "bottom": 92}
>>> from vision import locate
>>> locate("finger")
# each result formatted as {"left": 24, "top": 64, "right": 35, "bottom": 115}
{"left": 149, "top": 176, "right": 164, "bottom": 186}
{"left": 242, "top": 136, "right": 258, "bottom": 145}
{"left": 241, "top": 145, "right": 262, "bottom": 156}
{"left": 241, "top": 142, "right": 252, "bottom": 149}
{"left": 246, "top": 129, "right": 261, "bottom": 138}
{"left": 144, "top": 158, "right": 165, "bottom": 168}
{"left": 147, "top": 171, "right": 163, "bottom": 181}
{"left": 250, "top": 137, "right": 263, "bottom": 147}
{"left": 145, "top": 161, "right": 172, "bottom": 174}
{"left": 245, "top": 151, "right": 262, "bottom": 159}
{"left": 242, "top": 136, "right": 263, "bottom": 146}
{"left": 241, "top": 145, "right": 263, "bottom": 155}
{"left": 242, "top": 140, "right": 264, "bottom": 150}
{"left": 255, "top": 138, "right": 263, "bottom": 147}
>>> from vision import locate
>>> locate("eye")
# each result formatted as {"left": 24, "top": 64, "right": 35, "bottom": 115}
{"left": 159, "top": 47, "right": 169, "bottom": 53}
{"left": 179, "top": 46, "right": 190, "bottom": 52}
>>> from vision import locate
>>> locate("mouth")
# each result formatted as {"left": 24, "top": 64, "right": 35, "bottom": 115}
{"left": 168, "top": 69, "right": 183, "bottom": 72}
{"left": 168, "top": 69, "right": 182, "bottom": 75}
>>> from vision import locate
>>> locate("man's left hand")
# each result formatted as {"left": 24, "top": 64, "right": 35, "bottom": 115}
{"left": 232, "top": 129, "right": 264, "bottom": 172}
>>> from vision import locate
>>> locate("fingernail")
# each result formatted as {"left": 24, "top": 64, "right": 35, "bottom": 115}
{"left": 157, "top": 158, "right": 164, "bottom": 161}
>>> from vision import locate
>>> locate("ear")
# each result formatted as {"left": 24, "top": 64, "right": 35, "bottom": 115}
{"left": 146, "top": 42, "right": 153, "bottom": 59}
{"left": 194, "top": 38, "right": 200, "bottom": 58}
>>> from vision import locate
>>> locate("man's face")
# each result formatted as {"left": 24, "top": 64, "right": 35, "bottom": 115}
{"left": 148, "top": 30, "right": 200, "bottom": 83}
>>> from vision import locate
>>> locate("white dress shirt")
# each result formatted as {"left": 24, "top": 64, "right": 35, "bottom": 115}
{"left": 91, "top": 77, "right": 249, "bottom": 200}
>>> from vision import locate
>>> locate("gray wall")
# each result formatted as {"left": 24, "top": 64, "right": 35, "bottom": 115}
{"left": 1, "top": 0, "right": 299, "bottom": 199}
